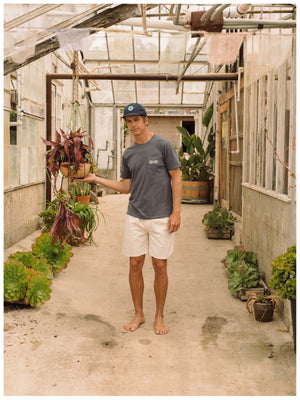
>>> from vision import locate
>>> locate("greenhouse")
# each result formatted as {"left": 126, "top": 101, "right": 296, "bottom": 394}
{"left": 3, "top": 3, "right": 296, "bottom": 396}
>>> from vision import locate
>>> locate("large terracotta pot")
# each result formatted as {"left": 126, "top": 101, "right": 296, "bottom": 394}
{"left": 60, "top": 162, "right": 90, "bottom": 178}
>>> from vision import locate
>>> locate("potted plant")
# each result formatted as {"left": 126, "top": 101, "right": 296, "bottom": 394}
{"left": 246, "top": 293, "right": 282, "bottom": 322}
{"left": 41, "top": 127, "right": 95, "bottom": 180}
{"left": 69, "top": 180, "right": 91, "bottom": 204}
{"left": 269, "top": 245, "right": 296, "bottom": 351}
{"left": 38, "top": 196, "right": 100, "bottom": 246}
{"left": 202, "top": 204, "right": 236, "bottom": 239}
{"left": 176, "top": 103, "right": 215, "bottom": 203}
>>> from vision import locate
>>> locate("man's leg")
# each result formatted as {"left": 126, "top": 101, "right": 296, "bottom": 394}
{"left": 123, "top": 254, "right": 146, "bottom": 332}
{"left": 152, "top": 257, "right": 169, "bottom": 335}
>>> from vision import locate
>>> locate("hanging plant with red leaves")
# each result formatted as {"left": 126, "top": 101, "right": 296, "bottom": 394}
{"left": 41, "top": 126, "right": 95, "bottom": 179}
{"left": 41, "top": 126, "right": 97, "bottom": 247}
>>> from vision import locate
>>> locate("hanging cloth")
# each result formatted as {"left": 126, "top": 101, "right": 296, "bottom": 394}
{"left": 204, "top": 32, "right": 248, "bottom": 66}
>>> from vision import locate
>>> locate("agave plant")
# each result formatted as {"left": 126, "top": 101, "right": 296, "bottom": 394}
{"left": 24, "top": 272, "right": 52, "bottom": 307}
{"left": 9, "top": 251, "right": 53, "bottom": 280}
{"left": 4, "top": 261, "right": 30, "bottom": 303}
{"left": 32, "top": 232, "right": 73, "bottom": 274}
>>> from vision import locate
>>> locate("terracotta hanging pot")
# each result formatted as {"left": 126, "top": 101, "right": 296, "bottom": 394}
{"left": 60, "top": 162, "right": 90, "bottom": 178}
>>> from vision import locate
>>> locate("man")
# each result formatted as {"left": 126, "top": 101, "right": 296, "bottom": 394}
{"left": 79, "top": 103, "right": 182, "bottom": 335}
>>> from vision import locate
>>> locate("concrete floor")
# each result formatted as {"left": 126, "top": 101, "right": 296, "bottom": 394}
{"left": 4, "top": 194, "right": 296, "bottom": 396}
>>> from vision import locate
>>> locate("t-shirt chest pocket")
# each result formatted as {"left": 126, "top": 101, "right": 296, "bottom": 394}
{"left": 147, "top": 156, "right": 164, "bottom": 170}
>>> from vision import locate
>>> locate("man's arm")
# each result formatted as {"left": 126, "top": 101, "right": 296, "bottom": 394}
{"left": 167, "top": 168, "right": 182, "bottom": 233}
{"left": 77, "top": 173, "right": 131, "bottom": 194}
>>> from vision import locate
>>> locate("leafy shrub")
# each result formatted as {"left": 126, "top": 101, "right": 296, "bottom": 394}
{"left": 32, "top": 233, "right": 73, "bottom": 274}
{"left": 269, "top": 245, "right": 296, "bottom": 300}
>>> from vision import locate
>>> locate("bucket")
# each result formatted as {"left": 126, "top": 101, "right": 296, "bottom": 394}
{"left": 182, "top": 180, "right": 209, "bottom": 202}
{"left": 253, "top": 302, "right": 275, "bottom": 322}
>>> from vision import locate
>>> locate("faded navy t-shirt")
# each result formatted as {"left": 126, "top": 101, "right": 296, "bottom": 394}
{"left": 121, "top": 134, "right": 180, "bottom": 219}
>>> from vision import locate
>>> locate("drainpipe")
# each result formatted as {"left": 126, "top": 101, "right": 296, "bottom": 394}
{"left": 9, "top": 71, "right": 24, "bottom": 126}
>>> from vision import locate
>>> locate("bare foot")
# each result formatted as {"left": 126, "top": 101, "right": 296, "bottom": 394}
{"left": 123, "top": 315, "right": 145, "bottom": 332}
{"left": 155, "top": 315, "right": 169, "bottom": 335}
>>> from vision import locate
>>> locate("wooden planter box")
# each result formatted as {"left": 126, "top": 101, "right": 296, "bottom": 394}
{"left": 238, "top": 279, "right": 270, "bottom": 301}
{"left": 206, "top": 228, "right": 232, "bottom": 239}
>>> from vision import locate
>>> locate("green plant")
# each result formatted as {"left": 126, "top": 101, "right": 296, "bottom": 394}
{"left": 269, "top": 245, "right": 296, "bottom": 300}
{"left": 177, "top": 126, "right": 214, "bottom": 181}
{"left": 202, "top": 204, "right": 236, "bottom": 235}
{"left": 4, "top": 261, "right": 52, "bottom": 307}
{"left": 246, "top": 293, "right": 282, "bottom": 314}
{"left": 69, "top": 180, "right": 91, "bottom": 197}
{"left": 32, "top": 233, "right": 73, "bottom": 274}
{"left": 4, "top": 261, "right": 30, "bottom": 302}
{"left": 24, "top": 272, "right": 52, "bottom": 307}
{"left": 228, "top": 264, "right": 261, "bottom": 296}
{"left": 176, "top": 103, "right": 215, "bottom": 182}
{"left": 9, "top": 251, "right": 53, "bottom": 280}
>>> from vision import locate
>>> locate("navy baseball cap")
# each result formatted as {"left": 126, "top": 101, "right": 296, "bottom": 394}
{"left": 122, "top": 103, "right": 147, "bottom": 118}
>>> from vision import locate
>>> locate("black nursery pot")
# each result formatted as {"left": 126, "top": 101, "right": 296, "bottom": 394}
{"left": 253, "top": 302, "right": 275, "bottom": 322}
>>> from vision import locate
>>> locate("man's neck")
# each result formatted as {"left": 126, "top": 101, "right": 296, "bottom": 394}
{"left": 134, "top": 130, "right": 154, "bottom": 144}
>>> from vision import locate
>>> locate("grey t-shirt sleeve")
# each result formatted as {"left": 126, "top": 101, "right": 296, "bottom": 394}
{"left": 163, "top": 141, "right": 181, "bottom": 171}
{"left": 121, "top": 156, "right": 131, "bottom": 179}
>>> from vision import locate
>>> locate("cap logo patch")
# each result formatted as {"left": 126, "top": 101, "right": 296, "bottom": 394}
{"left": 128, "top": 106, "right": 134, "bottom": 111}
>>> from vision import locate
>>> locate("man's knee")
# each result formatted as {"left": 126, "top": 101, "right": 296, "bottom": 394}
{"left": 130, "top": 255, "right": 145, "bottom": 273}
{"left": 152, "top": 257, "right": 167, "bottom": 275}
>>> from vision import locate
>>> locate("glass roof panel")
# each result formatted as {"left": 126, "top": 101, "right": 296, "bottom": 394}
{"left": 136, "top": 81, "right": 159, "bottom": 104}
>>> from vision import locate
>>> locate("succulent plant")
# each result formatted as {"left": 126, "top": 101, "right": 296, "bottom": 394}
{"left": 4, "top": 261, "right": 30, "bottom": 302}
{"left": 9, "top": 251, "right": 53, "bottom": 280}
{"left": 24, "top": 272, "right": 52, "bottom": 307}
{"left": 32, "top": 232, "right": 73, "bottom": 274}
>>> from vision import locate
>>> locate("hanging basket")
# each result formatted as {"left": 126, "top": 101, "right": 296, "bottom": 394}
{"left": 60, "top": 162, "right": 90, "bottom": 178}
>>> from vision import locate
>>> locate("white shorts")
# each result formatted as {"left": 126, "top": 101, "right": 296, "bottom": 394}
{"left": 122, "top": 215, "right": 174, "bottom": 260}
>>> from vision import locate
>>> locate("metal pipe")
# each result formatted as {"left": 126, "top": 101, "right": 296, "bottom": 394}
{"left": 200, "top": 4, "right": 221, "bottom": 22}
{"left": 224, "top": 4, "right": 251, "bottom": 18}
{"left": 223, "top": 19, "right": 296, "bottom": 28}
{"left": 211, "top": 4, "right": 231, "bottom": 21}
{"left": 45, "top": 73, "right": 238, "bottom": 81}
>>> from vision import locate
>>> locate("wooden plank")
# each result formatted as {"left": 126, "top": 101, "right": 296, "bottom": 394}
{"left": 276, "top": 61, "right": 287, "bottom": 193}
{"left": 4, "top": 4, "right": 142, "bottom": 75}
{"left": 265, "top": 69, "right": 275, "bottom": 190}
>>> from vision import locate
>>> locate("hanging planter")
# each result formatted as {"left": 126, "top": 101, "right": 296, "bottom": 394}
{"left": 60, "top": 162, "right": 91, "bottom": 178}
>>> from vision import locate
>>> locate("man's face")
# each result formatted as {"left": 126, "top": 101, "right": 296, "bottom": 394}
{"left": 124, "top": 115, "right": 148, "bottom": 137}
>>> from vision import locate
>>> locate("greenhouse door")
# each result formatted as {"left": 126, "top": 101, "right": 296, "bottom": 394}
{"left": 217, "top": 83, "right": 244, "bottom": 215}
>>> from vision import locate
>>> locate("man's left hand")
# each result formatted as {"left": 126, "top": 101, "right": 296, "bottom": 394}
{"left": 167, "top": 212, "right": 181, "bottom": 233}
